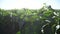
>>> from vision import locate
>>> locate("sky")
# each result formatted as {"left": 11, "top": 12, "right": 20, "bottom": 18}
{"left": 0, "top": 0, "right": 60, "bottom": 10}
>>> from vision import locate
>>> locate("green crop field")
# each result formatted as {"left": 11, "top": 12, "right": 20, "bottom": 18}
{"left": 0, "top": 5, "right": 60, "bottom": 34}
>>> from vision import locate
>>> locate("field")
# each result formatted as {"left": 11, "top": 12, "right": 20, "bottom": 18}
{"left": 0, "top": 5, "right": 60, "bottom": 34}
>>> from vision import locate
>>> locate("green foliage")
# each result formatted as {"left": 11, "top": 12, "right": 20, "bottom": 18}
{"left": 0, "top": 5, "right": 59, "bottom": 34}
